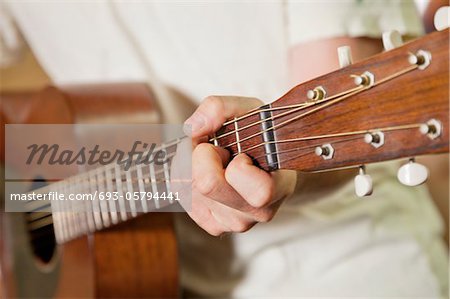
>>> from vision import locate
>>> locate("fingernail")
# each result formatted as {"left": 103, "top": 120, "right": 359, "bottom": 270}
{"left": 184, "top": 113, "right": 205, "bottom": 136}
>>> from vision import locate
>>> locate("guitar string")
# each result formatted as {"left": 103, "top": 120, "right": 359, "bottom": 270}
{"left": 23, "top": 59, "right": 417, "bottom": 218}
{"left": 25, "top": 64, "right": 419, "bottom": 232}
{"left": 26, "top": 129, "right": 369, "bottom": 220}
{"left": 214, "top": 62, "right": 417, "bottom": 143}
{"left": 30, "top": 121, "right": 423, "bottom": 221}
{"left": 27, "top": 135, "right": 364, "bottom": 229}
{"left": 224, "top": 86, "right": 366, "bottom": 149}
{"left": 25, "top": 170, "right": 182, "bottom": 217}
{"left": 25, "top": 62, "right": 418, "bottom": 204}
{"left": 222, "top": 64, "right": 418, "bottom": 150}
{"left": 221, "top": 86, "right": 363, "bottom": 126}
{"left": 24, "top": 138, "right": 184, "bottom": 200}
{"left": 239, "top": 123, "right": 422, "bottom": 156}
{"left": 27, "top": 162, "right": 181, "bottom": 232}
{"left": 252, "top": 135, "right": 364, "bottom": 162}
{"left": 214, "top": 85, "right": 364, "bottom": 141}
{"left": 31, "top": 161, "right": 190, "bottom": 235}
{"left": 65, "top": 121, "right": 423, "bottom": 234}
{"left": 260, "top": 123, "right": 421, "bottom": 168}
{"left": 28, "top": 122, "right": 423, "bottom": 232}
{"left": 25, "top": 151, "right": 180, "bottom": 213}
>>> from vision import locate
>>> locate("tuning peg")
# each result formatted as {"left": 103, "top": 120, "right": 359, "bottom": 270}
{"left": 354, "top": 166, "right": 373, "bottom": 197}
{"left": 397, "top": 158, "right": 428, "bottom": 186}
{"left": 419, "top": 118, "right": 442, "bottom": 139}
{"left": 382, "top": 30, "right": 403, "bottom": 51}
{"left": 337, "top": 46, "right": 353, "bottom": 68}
{"left": 434, "top": 6, "right": 450, "bottom": 31}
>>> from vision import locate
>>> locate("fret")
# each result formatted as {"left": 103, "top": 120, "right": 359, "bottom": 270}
{"left": 62, "top": 182, "right": 74, "bottom": 239}
{"left": 142, "top": 163, "right": 157, "bottom": 211}
{"left": 114, "top": 163, "right": 128, "bottom": 221}
{"left": 97, "top": 168, "right": 110, "bottom": 227}
{"left": 58, "top": 182, "right": 70, "bottom": 241}
{"left": 136, "top": 163, "right": 148, "bottom": 213}
{"left": 50, "top": 184, "right": 64, "bottom": 243}
{"left": 125, "top": 169, "right": 137, "bottom": 217}
{"left": 74, "top": 176, "right": 88, "bottom": 235}
{"left": 67, "top": 178, "right": 81, "bottom": 238}
{"left": 131, "top": 166, "right": 142, "bottom": 213}
{"left": 105, "top": 166, "right": 119, "bottom": 224}
{"left": 81, "top": 176, "right": 96, "bottom": 233}
{"left": 162, "top": 149, "right": 173, "bottom": 204}
{"left": 89, "top": 172, "right": 103, "bottom": 230}
{"left": 155, "top": 150, "right": 171, "bottom": 209}
{"left": 149, "top": 156, "right": 160, "bottom": 209}
{"left": 42, "top": 139, "right": 182, "bottom": 244}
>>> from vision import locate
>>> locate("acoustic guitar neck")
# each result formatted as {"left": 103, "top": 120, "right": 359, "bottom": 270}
{"left": 211, "top": 29, "right": 449, "bottom": 172}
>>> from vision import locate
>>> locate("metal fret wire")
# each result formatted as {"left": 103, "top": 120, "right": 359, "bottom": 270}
{"left": 30, "top": 161, "right": 181, "bottom": 238}
{"left": 26, "top": 140, "right": 182, "bottom": 208}
{"left": 27, "top": 146, "right": 182, "bottom": 236}
{"left": 26, "top": 151, "right": 179, "bottom": 212}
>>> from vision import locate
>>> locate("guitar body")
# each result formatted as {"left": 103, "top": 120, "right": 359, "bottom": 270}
{"left": 1, "top": 84, "right": 179, "bottom": 298}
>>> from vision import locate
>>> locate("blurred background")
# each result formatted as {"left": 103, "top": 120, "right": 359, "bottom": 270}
{"left": 1, "top": 0, "right": 449, "bottom": 298}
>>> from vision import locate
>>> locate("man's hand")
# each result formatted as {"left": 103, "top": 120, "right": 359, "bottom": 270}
{"left": 182, "top": 96, "right": 297, "bottom": 236}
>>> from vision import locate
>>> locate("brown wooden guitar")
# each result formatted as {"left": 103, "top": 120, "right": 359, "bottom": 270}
{"left": 1, "top": 29, "right": 448, "bottom": 298}
{"left": 1, "top": 84, "right": 178, "bottom": 298}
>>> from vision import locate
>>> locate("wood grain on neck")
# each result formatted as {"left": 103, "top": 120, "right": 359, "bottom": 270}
{"left": 213, "top": 29, "right": 449, "bottom": 172}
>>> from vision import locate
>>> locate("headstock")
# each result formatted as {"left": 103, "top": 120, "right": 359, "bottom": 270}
{"left": 269, "top": 29, "right": 448, "bottom": 173}
{"left": 212, "top": 29, "right": 448, "bottom": 196}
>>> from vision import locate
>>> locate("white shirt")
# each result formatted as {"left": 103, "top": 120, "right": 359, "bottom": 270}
{"left": 5, "top": 1, "right": 446, "bottom": 297}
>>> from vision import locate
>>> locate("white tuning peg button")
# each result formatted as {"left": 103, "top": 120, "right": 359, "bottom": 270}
{"left": 397, "top": 159, "right": 429, "bottom": 186}
{"left": 337, "top": 46, "right": 353, "bottom": 68}
{"left": 382, "top": 30, "right": 403, "bottom": 51}
{"left": 354, "top": 167, "right": 373, "bottom": 197}
{"left": 434, "top": 6, "right": 450, "bottom": 31}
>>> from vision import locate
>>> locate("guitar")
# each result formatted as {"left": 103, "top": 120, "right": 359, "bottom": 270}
{"left": 1, "top": 84, "right": 178, "bottom": 298}
{"left": 1, "top": 29, "right": 448, "bottom": 298}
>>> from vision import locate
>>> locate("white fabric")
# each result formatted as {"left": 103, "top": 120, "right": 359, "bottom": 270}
{"left": 5, "top": 1, "right": 447, "bottom": 297}
{"left": 177, "top": 162, "right": 447, "bottom": 297}
{"left": 287, "top": 0, "right": 424, "bottom": 44}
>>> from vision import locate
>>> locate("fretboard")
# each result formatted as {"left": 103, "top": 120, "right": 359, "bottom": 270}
{"left": 27, "top": 138, "right": 183, "bottom": 244}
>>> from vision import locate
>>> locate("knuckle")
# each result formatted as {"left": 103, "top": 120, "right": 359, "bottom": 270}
{"left": 205, "top": 226, "right": 224, "bottom": 237}
{"left": 255, "top": 208, "right": 276, "bottom": 223}
{"left": 192, "top": 210, "right": 225, "bottom": 236}
{"left": 250, "top": 180, "right": 275, "bottom": 208}
{"left": 194, "top": 173, "right": 222, "bottom": 197}
{"left": 233, "top": 220, "right": 255, "bottom": 233}
{"left": 195, "top": 142, "right": 213, "bottom": 155}
{"left": 231, "top": 154, "right": 249, "bottom": 171}
{"left": 202, "top": 96, "right": 224, "bottom": 113}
